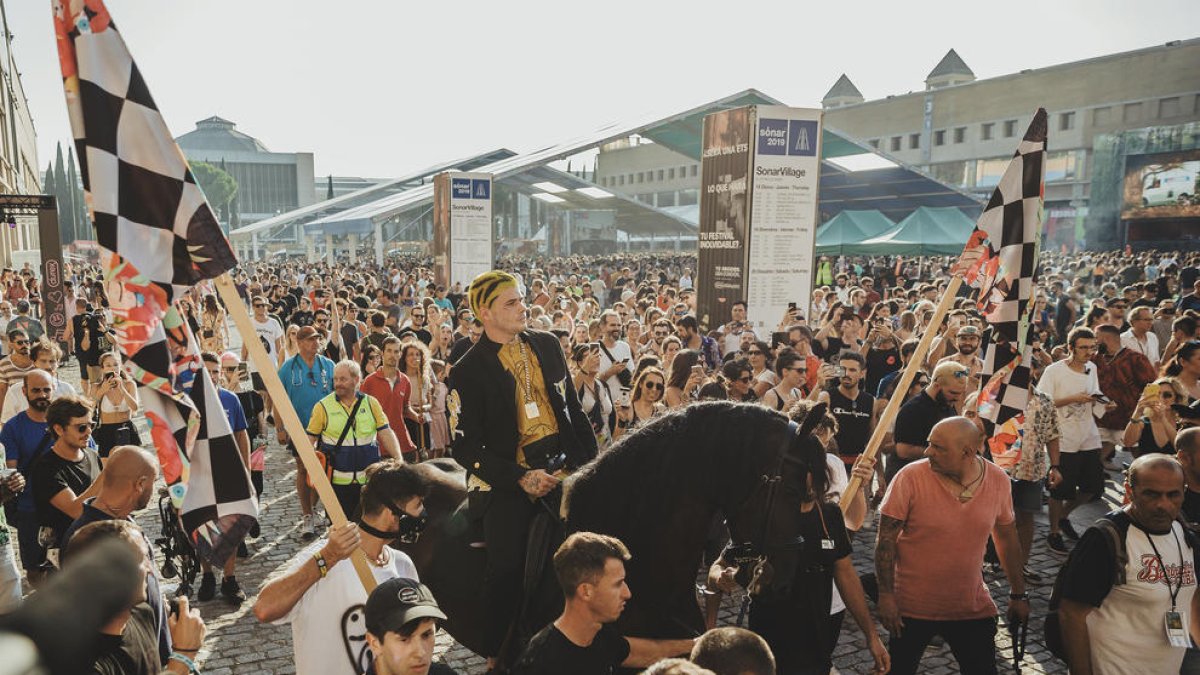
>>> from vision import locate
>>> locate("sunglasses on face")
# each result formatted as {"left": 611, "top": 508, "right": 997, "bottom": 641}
{"left": 1161, "top": 392, "right": 1176, "bottom": 400}
{"left": 644, "top": 381, "right": 664, "bottom": 391}
{"left": 73, "top": 422, "right": 94, "bottom": 433}
{"left": 11, "top": 339, "right": 27, "bottom": 346}
{"left": 746, "top": 350, "right": 763, "bottom": 356}
{"left": 253, "top": 304, "right": 266, "bottom": 308}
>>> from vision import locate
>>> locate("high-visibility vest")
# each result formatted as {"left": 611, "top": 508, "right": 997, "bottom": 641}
{"left": 316, "top": 393, "right": 381, "bottom": 485}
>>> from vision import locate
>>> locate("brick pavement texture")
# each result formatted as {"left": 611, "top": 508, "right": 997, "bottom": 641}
{"left": 32, "top": 357, "right": 1124, "bottom": 674}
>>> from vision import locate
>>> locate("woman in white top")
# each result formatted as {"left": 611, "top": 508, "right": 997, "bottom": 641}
{"left": 402, "top": 341, "right": 433, "bottom": 458}
{"left": 87, "top": 351, "right": 141, "bottom": 462}
{"left": 571, "top": 343, "right": 629, "bottom": 450}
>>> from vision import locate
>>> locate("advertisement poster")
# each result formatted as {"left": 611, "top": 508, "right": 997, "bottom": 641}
{"left": 697, "top": 107, "right": 752, "bottom": 330}
{"left": 1121, "top": 149, "right": 1200, "bottom": 220}
{"left": 433, "top": 171, "right": 494, "bottom": 288}
{"left": 745, "top": 106, "right": 822, "bottom": 332}
{"left": 37, "top": 200, "right": 67, "bottom": 343}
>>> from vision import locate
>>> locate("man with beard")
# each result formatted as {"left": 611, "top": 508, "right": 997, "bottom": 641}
{"left": 62, "top": 446, "right": 174, "bottom": 667}
{"left": 30, "top": 395, "right": 103, "bottom": 555}
{"left": 1, "top": 341, "right": 75, "bottom": 422}
{"left": 405, "top": 306, "right": 433, "bottom": 347}
{"left": 361, "top": 336, "right": 418, "bottom": 463}
{"left": 888, "top": 362, "right": 968, "bottom": 483}
{"left": 0, "top": 369, "right": 56, "bottom": 584}
{"left": 0, "top": 328, "right": 36, "bottom": 405}
{"left": 596, "top": 310, "right": 632, "bottom": 408}
{"left": 818, "top": 351, "right": 877, "bottom": 474}
{"left": 936, "top": 324, "right": 984, "bottom": 391}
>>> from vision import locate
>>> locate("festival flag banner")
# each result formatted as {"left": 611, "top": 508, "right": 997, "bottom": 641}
{"left": 54, "top": 0, "right": 255, "bottom": 565}
{"left": 958, "top": 109, "right": 1048, "bottom": 460}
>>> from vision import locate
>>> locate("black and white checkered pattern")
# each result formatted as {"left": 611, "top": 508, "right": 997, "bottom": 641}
{"left": 66, "top": 13, "right": 236, "bottom": 301}
{"left": 968, "top": 109, "right": 1047, "bottom": 439}
{"left": 57, "top": 3, "right": 253, "bottom": 567}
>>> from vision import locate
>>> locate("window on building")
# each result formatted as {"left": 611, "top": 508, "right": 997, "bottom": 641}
{"left": 655, "top": 191, "right": 676, "bottom": 207}
{"left": 890, "top": 136, "right": 901, "bottom": 152}
{"left": 668, "top": 167, "right": 675, "bottom": 180}
{"left": 637, "top": 172, "right": 644, "bottom": 183}
{"left": 1092, "top": 106, "right": 1112, "bottom": 126}
{"left": 1044, "top": 150, "right": 1078, "bottom": 183}
{"left": 953, "top": 127, "right": 966, "bottom": 143}
{"left": 677, "top": 189, "right": 699, "bottom": 206}
{"left": 636, "top": 194, "right": 652, "bottom": 204}
{"left": 680, "top": 166, "right": 688, "bottom": 178}
{"left": 1003, "top": 120, "right": 1017, "bottom": 137}
{"left": 1159, "top": 97, "right": 1181, "bottom": 118}
{"left": 909, "top": 133, "right": 920, "bottom": 149}
{"left": 657, "top": 169, "right": 664, "bottom": 181}
{"left": 691, "top": 165, "right": 698, "bottom": 177}
{"left": 1124, "top": 102, "right": 1142, "bottom": 123}
{"left": 618, "top": 175, "right": 625, "bottom": 186}
{"left": 976, "top": 157, "right": 1009, "bottom": 188}
{"left": 1059, "top": 112, "right": 1075, "bottom": 131}
{"left": 981, "top": 123, "right": 994, "bottom": 141}
{"left": 933, "top": 130, "right": 945, "bottom": 146}
{"left": 869, "top": 139, "right": 880, "bottom": 149}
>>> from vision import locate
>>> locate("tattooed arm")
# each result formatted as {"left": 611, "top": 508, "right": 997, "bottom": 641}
{"left": 875, "top": 514, "right": 905, "bottom": 636}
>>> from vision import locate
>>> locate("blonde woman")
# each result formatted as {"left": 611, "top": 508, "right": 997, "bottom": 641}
{"left": 87, "top": 351, "right": 141, "bottom": 463}
{"left": 402, "top": 341, "right": 433, "bottom": 458}
{"left": 199, "top": 293, "right": 228, "bottom": 354}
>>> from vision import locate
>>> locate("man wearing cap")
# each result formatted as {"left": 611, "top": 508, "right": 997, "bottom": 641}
{"left": 936, "top": 324, "right": 984, "bottom": 391}
{"left": 363, "top": 578, "right": 458, "bottom": 675}
{"left": 254, "top": 460, "right": 431, "bottom": 675}
{"left": 447, "top": 269, "right": 599, "bottom": 661}
{"left": 279, "top": 325, "right": 336, "bottom": 541}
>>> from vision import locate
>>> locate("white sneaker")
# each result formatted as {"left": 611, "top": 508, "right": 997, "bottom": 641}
{"left": 300, "top": 513, "right": 316, "bottom": 541}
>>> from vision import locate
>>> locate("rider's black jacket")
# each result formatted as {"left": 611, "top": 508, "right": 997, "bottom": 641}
{"left": 447, "top": 329, "right": 598, "bottom": 494}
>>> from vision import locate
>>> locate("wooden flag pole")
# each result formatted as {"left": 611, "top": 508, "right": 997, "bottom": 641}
{"left": 841, "top": 275, "right": 964, "bottom": 514}
{"left": 213, "top": 273, "right": 377, "bottom": 593}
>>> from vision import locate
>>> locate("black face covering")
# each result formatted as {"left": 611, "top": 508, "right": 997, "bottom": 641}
{"left": 358, "top": 506, "right": 428, "bottom": 544}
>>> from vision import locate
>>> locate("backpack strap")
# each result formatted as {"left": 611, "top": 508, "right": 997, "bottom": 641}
{"left": 1094, "top": 517, "right": 1129, "bottom": 586}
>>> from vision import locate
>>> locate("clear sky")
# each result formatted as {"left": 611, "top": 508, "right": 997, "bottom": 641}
{"left": 7, "top": 0, "right": 1199, "bottom": 180}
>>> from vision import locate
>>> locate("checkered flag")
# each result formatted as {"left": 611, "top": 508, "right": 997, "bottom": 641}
{"left": 958, "top": 109, "right": 1047, "bottom": 442}
{"left": 54, "top": 0, "right": 255, "bottom": 566}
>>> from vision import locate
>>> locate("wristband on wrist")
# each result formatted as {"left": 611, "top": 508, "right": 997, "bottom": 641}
{"left": 169, "top": 651, "right": 198, "bottom": 673}
{"left": 313, "top": 551, "right": 329, "bottom": 578}
{"left": 1009, "top": 592, "right": 1029, "bottom": 600}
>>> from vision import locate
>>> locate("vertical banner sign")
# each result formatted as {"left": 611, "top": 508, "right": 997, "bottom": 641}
{"left": 745, "top": 106, "right": 823, "bottom": 332}
{"left": 433, "top": 171, "right": 494, "bottom": 288}
{"left": 697, "top": 107, "right": 753, "bottom": 330}
{"left": 37, "top": 199, "right": 68, "bottom": 343}
{"left": 432, "top": 173, "right": 451, "bottom": 288}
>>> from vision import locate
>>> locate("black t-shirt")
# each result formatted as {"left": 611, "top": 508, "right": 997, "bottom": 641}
{"left": 448, "top": 336, "right": 474, "bottom": 364}
{"left": 888, "top": 391, "right": 955, "bottom": 481}
{"left": 91, "top": 604, "right": 160, "bottom": 675}
{"left": 236, "top": 390, "right": 265, "bottom": 439}
{"left": 863, "top": 347, "right": 901, "bottom": 395}
{"left": 1184, "top": 489, "right": 1200, "bottom": 527}
{"left": 1059, "top": 513, "right": 1131, "bottom": 608}
{"left": 513, "top": 623, "right": 631, "bottom": 675}
{"left": 409, "top": 327, "right": 433, "bottom": 347}
{"left": 291, "top": 310, "right": 314, "bottom": 328}
{"left": 827, "top": 388, "right": 874, "bottom": 462}
{"left": 31, "top": 447, "right": 102, "bottom": 541}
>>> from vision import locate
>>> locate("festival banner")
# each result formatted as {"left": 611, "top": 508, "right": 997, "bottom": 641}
{"left": 36, "top": 200, "right": 68, "bottom": 344}
{"left": 697, "top": 107, "right": 753, "bottom": 329}
{"left": 745, "top": 106, "right": 822, "bottom": 332}
{"left": 433, "top": 171, "right": 493, "bottom": 288}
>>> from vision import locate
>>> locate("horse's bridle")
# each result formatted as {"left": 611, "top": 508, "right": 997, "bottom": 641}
{"left": 726, "top": 420, "right": 806, "bottom": 592}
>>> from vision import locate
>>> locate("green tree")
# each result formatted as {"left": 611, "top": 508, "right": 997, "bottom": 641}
{"left": 192, "top": 161, "right": 239, "bottom": 229}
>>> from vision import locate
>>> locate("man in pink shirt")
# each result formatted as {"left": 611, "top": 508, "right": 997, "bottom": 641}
{"left": 875, "top": 416, "right": 1030, "bottom": 674}
{"left": 360, "top": 336, "right": 417, "bottom": 461}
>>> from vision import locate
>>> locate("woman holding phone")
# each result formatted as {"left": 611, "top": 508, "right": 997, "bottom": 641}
{"left": 1123, "top": 378, "right": 1187, "bottom": 457}
{"left": 664, "top": 349, "right": 705, "bottom": 409}
{"left": 88, "top": 351, "right": 141, "bottom": 463}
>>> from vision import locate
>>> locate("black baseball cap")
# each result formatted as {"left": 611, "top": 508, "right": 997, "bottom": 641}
{"left": 364, "top": 578, "right": 447, "bottom": 637}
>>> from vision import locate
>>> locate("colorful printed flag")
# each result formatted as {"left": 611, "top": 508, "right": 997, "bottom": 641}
{"left": 54, "top": 0, "right": 255, "bottom": 565}
{"left": 956, "top": 109, "right": 1047, "bottom": 448}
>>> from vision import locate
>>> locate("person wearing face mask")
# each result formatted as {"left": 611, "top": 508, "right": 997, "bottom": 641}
{"left": 253, "top": 460, "right": 431, "bottom": 675}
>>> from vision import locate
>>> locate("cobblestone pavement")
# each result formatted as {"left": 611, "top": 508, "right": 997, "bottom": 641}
{"left": 38, "top": 356, "right": 1122, "bottom": 674}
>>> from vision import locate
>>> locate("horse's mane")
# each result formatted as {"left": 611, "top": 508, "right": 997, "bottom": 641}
{"left": 565, "top": 401, "right": 789, "bottom": 536}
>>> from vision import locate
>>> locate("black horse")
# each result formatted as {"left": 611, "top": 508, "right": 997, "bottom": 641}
{"left": 399, "top": 401, "right": 812, "bottom": 665}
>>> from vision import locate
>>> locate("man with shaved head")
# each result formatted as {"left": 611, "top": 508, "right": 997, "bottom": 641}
{"left": 875, "top": 416, "right": 1029, "bottom": 674}
{"left": 1058, "top": 453, "right": 1197, "bottom": 675}
{"left": 62, "top": 444, "right": 173, "bottom": 666}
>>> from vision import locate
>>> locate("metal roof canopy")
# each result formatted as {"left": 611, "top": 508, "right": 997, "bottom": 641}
{"left": 306, "top": 165, "right": 696, "bottom": 237}
{"left": 228, "top": 148, "right": 516, "bottom": 239}
{"left": 304, "top": 89, "right": 981, "bottom": 235}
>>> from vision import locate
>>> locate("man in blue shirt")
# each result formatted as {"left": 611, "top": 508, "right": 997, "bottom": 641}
{"left": 0, "top": 369, "right": 55, "bottom": 585}
{"left": 196, "top": 352, "right": 253, "bottom": 603}
{"left": 277, "top": 326, "right": 335, "bottom": 540}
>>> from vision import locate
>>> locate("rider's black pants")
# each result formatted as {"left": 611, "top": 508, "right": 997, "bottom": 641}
{"left": 479, "top": 490, "right": 538, "bottom": 656}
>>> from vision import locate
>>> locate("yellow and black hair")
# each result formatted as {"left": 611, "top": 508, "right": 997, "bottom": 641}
{"left": 468, "top": 270, "right": 518, "bottom": 318}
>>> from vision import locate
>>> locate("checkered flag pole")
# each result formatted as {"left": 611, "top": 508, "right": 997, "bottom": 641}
{"left": 961, "top": 109, "right": 1047, "bottom": 440}
{"left": 54, "top": 0, "right": 256, "bottom": 566}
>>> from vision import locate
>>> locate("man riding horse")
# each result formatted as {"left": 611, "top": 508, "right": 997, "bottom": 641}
{"left": 445, "top": 270, "right": 599, "bottom": 662}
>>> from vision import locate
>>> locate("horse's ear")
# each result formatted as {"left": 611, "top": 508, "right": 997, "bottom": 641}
{"left": 795, "top": 403, "right": 827, "bottom": 439}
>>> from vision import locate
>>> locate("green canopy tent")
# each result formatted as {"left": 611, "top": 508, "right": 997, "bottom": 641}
{"left": 841, "top": 206, "right": 976, "bottom": 256}
{"left": 814, "top": 210, "right": 896, "bottom": 255}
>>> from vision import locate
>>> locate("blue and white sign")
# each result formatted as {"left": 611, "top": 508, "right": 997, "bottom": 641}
{"left": 445, "top": 172, "right": 493, "bottom": 287}
{"left": 746, "top": 106, "right": 823, "bottom": 334}
{"left": 451, "top": 178, "right": 472, "bottom": 199}
{"left": 471, "top": 179, "right": 490, "bottom": 200}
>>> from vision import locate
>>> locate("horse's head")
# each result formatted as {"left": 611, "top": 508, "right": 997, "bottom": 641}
{"left": 723, "top": 403, "right": 832, "bottom": 599}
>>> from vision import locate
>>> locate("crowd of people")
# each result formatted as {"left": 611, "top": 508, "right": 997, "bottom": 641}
{"left": 0, "top": 246, "right": 1199, "bottom": 674}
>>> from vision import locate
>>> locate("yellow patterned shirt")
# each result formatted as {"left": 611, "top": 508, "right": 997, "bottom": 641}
{"left": 497, "top": 339, "right": 559, "bottom": 467}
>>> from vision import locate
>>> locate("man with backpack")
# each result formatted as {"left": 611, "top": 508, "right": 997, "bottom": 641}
{"left": 1056, "top": 453, "right": 1198, "bottom": 674}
